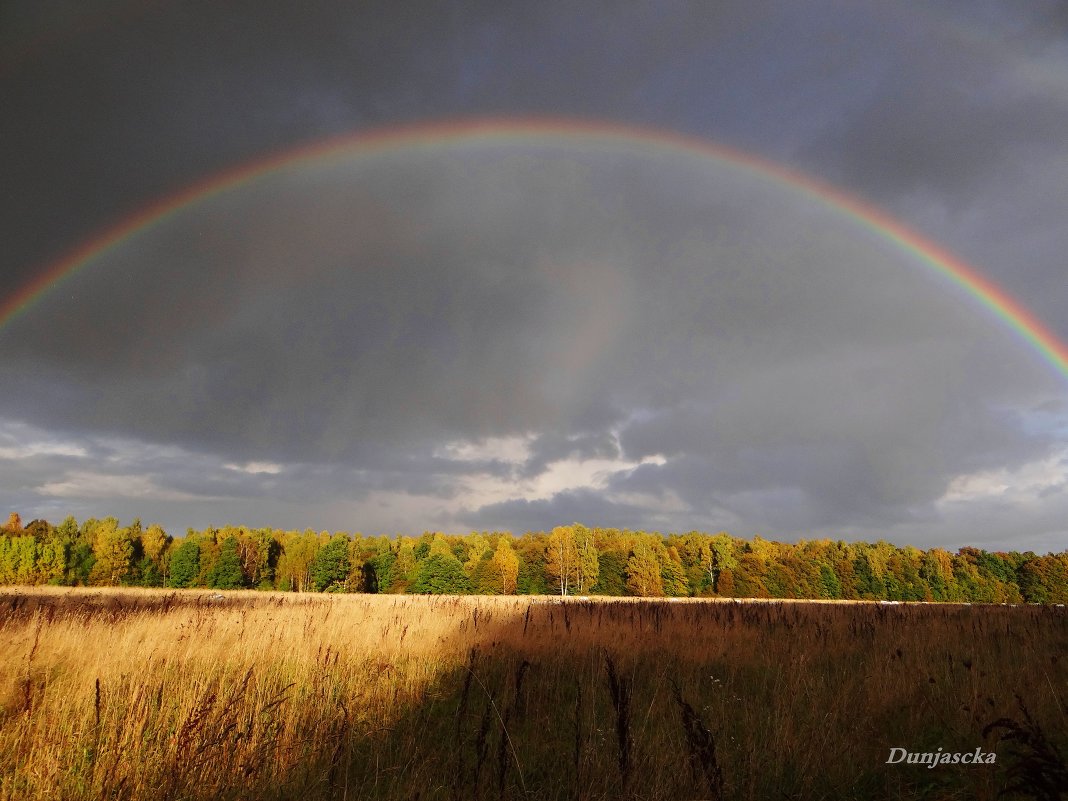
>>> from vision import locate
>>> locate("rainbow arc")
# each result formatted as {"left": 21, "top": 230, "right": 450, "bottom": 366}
{"left": 3, "top": 117, "right": 1067, "bottom": 383}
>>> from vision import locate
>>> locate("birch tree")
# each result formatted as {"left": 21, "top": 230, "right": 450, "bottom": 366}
{"left": 545, "top": 525, "right": 579, "bottom": 595}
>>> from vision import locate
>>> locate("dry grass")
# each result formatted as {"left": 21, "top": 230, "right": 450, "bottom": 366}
{"left": 0, "top": 587, "right": 1064, "bottom": 800}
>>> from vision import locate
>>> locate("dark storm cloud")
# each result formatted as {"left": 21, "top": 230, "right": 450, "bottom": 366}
{"left": 2, "top": 1, "right": 1068, "bottom": 547}
{"left": 3, "top": 0, "right": 748, "bottom": 290}
{"left": 4, "top": 142, "right": 1017, "bottom": 458}
{"left": 0, "top": 0, "right": 925, "bottom": 291}
{"left": 6, "top": 135, "right": 1061, "bottom": 546}
{"left": 801, "top": 30, "right": 1068, "bottom": 204}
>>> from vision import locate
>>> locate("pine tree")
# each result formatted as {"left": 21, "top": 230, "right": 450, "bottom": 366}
{"left": 169, "top": 538, "right": 201, "bottom": 588}
{"left": 594, "top": 550, "right": 628, "bottom": 595}
{"left": 209, "top": 536, "right": 246, "bottom": 589}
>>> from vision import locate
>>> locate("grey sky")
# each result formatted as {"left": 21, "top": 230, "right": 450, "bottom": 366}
{"left": 2, "top": 0, "right": 1067, "bottom": 552}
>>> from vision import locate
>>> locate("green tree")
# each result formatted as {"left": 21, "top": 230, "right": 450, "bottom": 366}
{"left": 12, "top": 536, "right": 39, "bottom": 584}
{"left": 365, "top": 550, "right": 396, "bottom": 594}
{"left": 0, "top": 537, "right": 14, "bottom": 584}
{"left": 0, "top": 537, "right": 35, "bottom": 584}
{"left": 819, "top": 564, "right": 842, "bottom": 599}
{"left": 412, "top": 552, "right": 471, "bottom": 594}
{"left": 36, "top": 539, "right": 67, "bottom": 585}
{"left": 169, "top": 538, "right": 201, "bottom": 588}
{"left": 514, "top": 533, "right": 548, "bottom": 594}
{"left": 136, "top": 557, "right": 164, "bottom": 587}
{"left": 311, "top": 535, "right": 351, "bottom": 592}
{"left": 68, "top": 540, "right": 96, "bottom": 586}
{"left": 53, "top": 515, "right": 80, "bottom": 544}
{"left": 209, "top": 536, "right": 246, "bottom": 589}
{"left": 593, "top": 550, "right": 627, "bottom": 595}
{"left": 660, "top": 545, "right": 689, "bottom": 597}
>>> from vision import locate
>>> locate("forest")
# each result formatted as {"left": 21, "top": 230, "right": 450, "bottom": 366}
{"left": 2, "top": 512, "right": 1066, "bottom": 602}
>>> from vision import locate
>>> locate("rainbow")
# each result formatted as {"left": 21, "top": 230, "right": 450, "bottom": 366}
{"left": 4, "top": 116, "right": 1068, "bottom": 383}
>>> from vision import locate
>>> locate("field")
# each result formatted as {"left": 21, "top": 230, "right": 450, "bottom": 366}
{"left": 0, "top": 588, "right": 1065, "bottom": 800}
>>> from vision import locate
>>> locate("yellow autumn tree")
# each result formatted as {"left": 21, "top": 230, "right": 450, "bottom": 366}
{"left": 490, "top": 536, "right": 520, "bottom": 595}
{"left": 142, "top": 524, "right": 169, "bottom": 582}
{"left": 88, "top": 518, "right": 133, "bottom": 586}
{"left": 625, "top": 537, "right": 663, "bottom": 597}
{"left": 36, "top": 539, "right": 66, "bottom": 584}
{"left": 391, "top": 537, "right": 418, "bottom": 589}
{"left": 463, "top": 532, "right": 492, "bottom": 575}
{"left": 573, "top": 523, "right": 599, "bottom": 594}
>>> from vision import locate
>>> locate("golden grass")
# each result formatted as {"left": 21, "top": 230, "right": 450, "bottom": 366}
{"left": 0, "top": 587, "right": 1064, "bottom": 800}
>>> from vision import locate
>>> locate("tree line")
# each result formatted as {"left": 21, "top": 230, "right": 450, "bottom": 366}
{"left": 1, "top": 512, "right": 1066, "bottom": 602}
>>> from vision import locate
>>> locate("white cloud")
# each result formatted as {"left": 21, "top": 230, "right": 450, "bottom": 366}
{"left": 224, "top": 461, "right": 283, "bottom": 475}
{"left": 0, "top": 441, "right": 87, "bottom": 460}
{"left": 610, "top": 487, "right": 691, "bottom": 515}
{"left": 455, "top": 452, "right": 668, "bottom": 510}
{"left": 529, "top": 454, "right": 666, "bottom": 497}
{"left": 0, "top": 419, "right": 89, "bottom": 460}
{"left": 938, "top": 449, "right": 1068, "bottom": 506}
{"left": 37, "top": 471, "right": 218, "bottom": 502}
{"left": 433, "top": 435, "right": 533, "bottom": 464}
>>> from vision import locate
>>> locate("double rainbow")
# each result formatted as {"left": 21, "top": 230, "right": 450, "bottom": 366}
{"left": 4, "top": 117, "right": 1067, "bottom": 383}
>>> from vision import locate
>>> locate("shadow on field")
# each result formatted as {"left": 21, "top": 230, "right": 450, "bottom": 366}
{"left": 331, "top": 599, "right": 1068, "bottom": 801}
{"left": 3, "top": 591, "right": 1067, "bottom": 801}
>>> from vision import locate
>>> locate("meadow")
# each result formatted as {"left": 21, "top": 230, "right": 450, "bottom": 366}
{"left": 1, "top": 588, "right": 1065, "bottom": 800}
